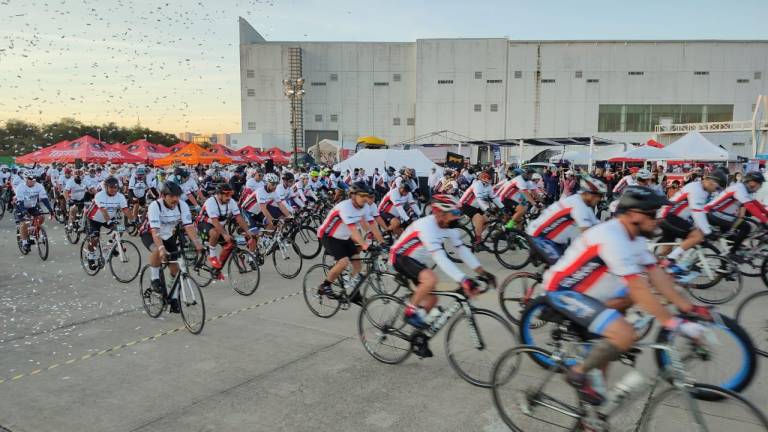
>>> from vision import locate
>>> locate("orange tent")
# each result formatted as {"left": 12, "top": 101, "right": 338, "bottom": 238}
{"left": 153, "top": 142, "right": 232, "bottom": 167}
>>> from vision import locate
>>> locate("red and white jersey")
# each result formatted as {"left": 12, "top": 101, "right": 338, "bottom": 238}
{"left": 389, "top": 215, "right": 480, "bottom": 283}
{"left": 659, "top": 180, "right": 713, "bottom": 233}
{"left": 378, "top": 188, "right": 414, "bottom": 220}
{"left": 289, "top": 182, "right": 307, "bottom": 208}
{"left": 196, "top": 196, "right": 240, "bottom": 223}
{"left": 459, "top": 180, "right": 494, "bottom": 210}
{"left": 240, "top": 186, "right": 283, "bottom": 215}
{"left": 526, "top": 193, "right": 598, "bottom": 245}
{"left": 704, "top": 182, "right": 768, "bottom": 223}
{"left": 88, "top": 190, "right": 128, "bottom": 222}
{"left": 497, "top": 176, "right": 529, "bottom": 202}
{"left": 364, "top": 202, "right": 380, "bottom": 222}
{"left": 612, "top": 175, "right": 637, "bottom": 194}
{"left": 543, "top": 219, "right": 657, "bottom": 302}
{"left": 317, "top": 199, "right": 367, "bottom": 240}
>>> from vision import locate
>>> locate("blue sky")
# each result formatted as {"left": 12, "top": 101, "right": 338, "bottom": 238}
{"left": 1, "top": 0, "right": 766, "bottom": 134}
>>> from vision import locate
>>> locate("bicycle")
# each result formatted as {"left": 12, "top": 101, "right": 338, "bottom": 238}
{"left": 0, "top": 184, "right": 13, "bottom": 220}
{"left": 303, "top": 247, "right": 406, "bottom": 318}
{"left": 16, "top": 213, "right": 50, "bottom": 260}
{"left": 79, "top": 222, "right": 142, "bottom": 283}
{"left": 52, "top": 189, "right": 68, "bottom": 224}
{"left": 192, "top": 234, "right": 261, "bottom": 296}
{"left": 255, "top": 218, "right": 303, "bottom": 279}
{"left": 735, "top": 289, "right": 768, "bottom": 358}
{"left": 139, "top": 250, "right": 206, "bottom": 334}
{"left": 491, "top": 306, "right": 768, "bottom": 431}
{"left": 64, "top": 202, "right": 88, "bottom": 245}
{"left": 358, "top": 279, "right": 517, "bottom": 387}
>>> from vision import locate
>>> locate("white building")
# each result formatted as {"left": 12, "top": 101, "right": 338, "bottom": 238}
{"left": 234, "top": 17, "right": 768, "bottom": 160}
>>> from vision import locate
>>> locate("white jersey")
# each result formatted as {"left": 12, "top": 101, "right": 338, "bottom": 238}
{"left": 146, "top": 199, "right": 192, "bottom": 240}
{"left": 317, "top": 199, "right": 367, "bottom": 240}
{"left": 543, "top": 219, "right": 657, "bottom": 302}
{"left": 0, "top": 171, "right": 11, "bottom": 185}
{"left": 180, "top": 178, "right": 199, "bottom": 202}
{"left": 244, "top": 178, "right": 264, "bottom": 194}
{"left": 64, "top": 178, "right": 87, "bottom": 201}
{"left": 613, "top": 175, "right": 637, "bottom": 194}
{"left": 83, "top": 175, "right": 100, "bottom": 191}
{"left": 241, "top": 186, "right": 283, "bottom": 215}
{"left": 389, "top": 215, "right": 481, "bottom": 283}
{"left": 704, "top": 182, "right": 753, "bottom": 217}
{"left": 378, "top": 188, "right": 416, "bottom": 221}
{"left": 198, "top": 196, "right": 240, "bottom": 223}
{"left": 526, "top": 193, "right": 598, "bottom": 245}
{"left": 15, "top": 182, "right": 49, "bottom": 209}
{"left": 10, "top": 174, "right": 24, "bottom": 191}
{"left": 88, "top": 190, "right": 128, "bottom": 222}
{"left": 459, "top": 180, "right": 495, "bottom": 210}
{"left": 364, "top": 202, "right": 380, "bottom": 222}
{"left": 659, "top": 180, "right": 712, "bottom": 235}
{"left": 128, "top": 175, "right": 153, "bottom": 198}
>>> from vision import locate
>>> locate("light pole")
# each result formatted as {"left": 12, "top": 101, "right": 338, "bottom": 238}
{"left": 282, "top": 77, "right": 305, "bottom": 167}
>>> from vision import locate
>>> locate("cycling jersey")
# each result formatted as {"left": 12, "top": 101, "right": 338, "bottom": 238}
{"left": 88, "top": 190, "right": 128, "bottom": 222}
{"left": 659, "top": 180, "right": 713, "bottom": 235}
{"left": 389, "top": 215, "right": 480, "bottom": 283}
{"left": 15, "top": 183, "right": 49, "bottom": 209}
{"left": 288, "top": 183, "right": 307, "bottom": 208}
{"left": 526, "top": 193, "right": 598, "bottom": 245}
{"left": 704, "top": 182, "right": 768, "bottom": 223}
{"left": 497, "top": 175, "right": 530, "bottom": 203}
{"left": 241, "top": 186, "right": 284, "bottom": 215}
{"left": 243, "top": 178, "right": 264, "bottom": 195}
{"left": 612, "top": 175, "right": 637, "bottom": 194}
{"left": 143, "top": 199, "right": 193, "bottom": 240}
{"left": 459, "top": 180, "right": 495, "bottom": 210}
{"left": 56, "top": 175, "right": 71, "bottom": 190}
{"left": 543, "top": 219, "right": 657, "bottom": 302}
{"left": 364, "top": 202, "right": 380, "bottom": 222}
{"left": 197, "top": 196, "right": 240, "bottom": 223}
{"left": 64, "top": 178, "right": 87, "bottom": 201}
{"left": 378, "top": 188, "right": 415, "bottom": 221}
{"left": 179, "top": 178, "right": 200, "bottom": 202}
{"left": 10, "top": 174, "right": 23, "bottom": 191}
{"left": 0, "top": 171, "right": 11, "bottom": 185}
{"left": 128, "top": 175, "right": 154, "bottom": 198}
{"left": 83, "top": 175, "right": 100, "bottom": 191}
{"left": 317, "top": 199, "right": 367, "bottom": 240}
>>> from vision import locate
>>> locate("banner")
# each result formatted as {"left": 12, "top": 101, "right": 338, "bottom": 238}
{"left": 445, "top": 152, "right": 464, "bottom": 169}
{"left": 491, "top": 144, "right": 501, "bottom": 167}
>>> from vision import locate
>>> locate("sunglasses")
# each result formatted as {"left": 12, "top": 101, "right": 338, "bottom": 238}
{"left": 355, "top": 193, "right": 371, "bottom": 198}
{"left": 631, "top": 209, "right": 657, "bottom": 218}
{"left": 447, "top": 209, "right": 462, "bottom": 216}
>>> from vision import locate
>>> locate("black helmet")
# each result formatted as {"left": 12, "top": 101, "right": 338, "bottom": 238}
{"left": 216, "top": 183, "right": 234, "bottom": 194}
{"left": 104, "top": 176, "right": 120, "bottom": 188}
{"left": 615, "top": 186, "right": 670, "bottom": 214}
{"left": 173, "top": 167, "right": 189, "bottom": 179}
{"left": 161, "top": 181, "right": 183, "bottom": 197}
{"left": 281, "top": 172, "right": 295, "bottom": 181}
{"left": 743, "top": 171, "right": 765, "bottom": 184}
{"left": 399, "top": 182, "right": 412, "bottom": 193}
{"left": 703, "top": 170, "right": 727, "bottom": 188}
{"left": 349, "top": 181, "right": 374, "bottom": 195}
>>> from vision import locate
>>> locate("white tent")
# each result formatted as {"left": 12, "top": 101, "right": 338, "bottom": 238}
{"left": 664, "top": 131, "right": 734, "bottom": 161}
{"left": 334, "top": 149, "right": 442, "bottom": 177}
{"left": 308, "top": 139, "right": 340, "bottom": 165}
{"left": 549, "top": 145, "right": 625, "bottom": 164}
{"left": 609, "top": 145, "right": 680, "bottom": 161}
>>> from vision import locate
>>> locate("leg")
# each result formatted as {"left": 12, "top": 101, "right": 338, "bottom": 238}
{"left": 326, "top": 256, "right": 350, "bottom": 283}
{"left": 513, "top": 204, "right": 526, "bottom": 224}
{"left": 668, "top": 229, "right": 703, "bottom": 261}
{"left": 410, "top": 268, "right": 438, "bottom": 311}
{"left": 472, "top": 213, "right": 486, "bottom": 243}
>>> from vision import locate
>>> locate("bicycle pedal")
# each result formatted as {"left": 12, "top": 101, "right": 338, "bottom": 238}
{"left": 340, "top": 299, "right": 351, "bottom": 310}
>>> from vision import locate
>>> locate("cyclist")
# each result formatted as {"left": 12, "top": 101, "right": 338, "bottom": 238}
{"left": 128, "top": 166, "right": 155, "bottom": 223}
{"left": 298, "top": 173, "right": 319, "bottom": 204}
{"left": 83, "top": 168, "right": 101, "bottom": 200}
{"left": 459, "top": 170, "right": 497, "bottom": 250}
{"left": 497, "top": 168, "right": 537, "bottom": 230}
{"left": 15, "top": 170, "right": 54, "bottom": 253}
{"left": 140, "top": 181, "right": 203, "bottom": 311}
{"left": 316, "top": 181, "right": 383, "bottom": 302}
{"left": 0, "top": 165, "right": 11, "bottom": 186}
{"left": 276, "top": 172, "right": 304, "bottom": 212}
{"left": 196, "top": 183, "right": 253, "bottom": 269}
{"left": 169, "top": 167, "right": 202, "bottom": 209}
{"left": 526, "top": 176, "right": 606, "bottom": 262}
{"left": 657, "top": 169, "right": 726, "bottom": 275}
{"left": 243, "top": 167, "right": 265, "bottom": 197}
{"left": 64, "top": 169, "right": 88, "bottom": 227}
{"left": 84, "top": 177, "right": 132, "bottom": 270}
{"left": 541, "top": 186, "right": 711, "bottom": 406}
{"left": 379, "top": 182, "right": 416, "bottom": 236}
{"left": 391, "top": 194, "right": 495, "bottom": 357}
{"left": 240, "top": 173, "right": 292, "bottom": 233}
{"left": 612, "top": 167, "right": 639, "bottom": 195}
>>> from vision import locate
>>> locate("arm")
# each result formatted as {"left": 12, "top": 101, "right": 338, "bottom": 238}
{"left": 349, "top": 225, "right": 368, "bottom": 251}
{"left": 625, "top": 274, "right": 674, "bottom": 324}
{"left": 646, "top": 265, "right": 694, "bottom": 313}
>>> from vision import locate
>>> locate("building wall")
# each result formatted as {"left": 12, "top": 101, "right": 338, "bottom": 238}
{"left": 239, "top": 32, "right": 768, "bottom": 151}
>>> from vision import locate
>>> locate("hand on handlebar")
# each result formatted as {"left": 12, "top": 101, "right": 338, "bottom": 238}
{"left": 478, "top": 271, "right": 497, "bottom": 289}
{"left": 664, "top": 317, "right": 709, "bottom": 341}
{"left": 680, "top": 305, "right": 714, "bottom": 322}
{"left": 461, "top": 278, "right": 482, "bottom": 298}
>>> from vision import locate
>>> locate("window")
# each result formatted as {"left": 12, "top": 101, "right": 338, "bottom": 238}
{"left": 246, "top": 89, "right": 255, "bottom": 97}
{"left": 406, "top": 117, "right": 415, "bottom": 126}
{"left": 490, "top": 104, "right": 498, "bottom": 112}
{"left": 373, "top": 82, "right": 389, "bottom": 86}
{"left": 587, "top": 79, "right": 599, "bottom": 83}
{"left": 737, "top": 79, "right": 750, "bottom": 84}
{"left": 314, "top": 114, "right": 322, "bottom": 122}
{"left": 473, "top": 104, "right": 482, "bottom": 112}
{"left": 437, "top": 79, "right": 454, "bottom": 84}
{"left": 733, "top": 142, "right": 746, "bottom": 147}
{"left": 541, "top": 79, "right": 555, "bottom": 83}
{"left": 247, "top": 122, "right": 256, "bottom": 130}
{"left": 330, "top": 73, "right": 338, "bottom": 81}
{"left": 628, "top": 71, "right": 644, "bottom": 76}
{"left": 514, "top": 71, "right": 522, "bottom": 79}
{"left": 310, "top": 82, "right": 326, "bottom": 86}
{"left": 246, "top": 69, "right": 255, "bottom": 78}
{"left": 598, "top": 104, "right": 734, "bottom": 132}
{"left": 474, "top": 71, "right": 483, "bottom": 79}
{"left": 330, "top": 114, "right": 338, "bottom": 123}
{"left": 393, "top": 117, "right": 401, "bottom": 126}
{"left": 598, "top": 105, "right": 622, "bottom": 132}
{"left": 393, "top": 73, "right": 401, "bottom": 82}
{"left": 755, "top": 72, "right": 762, "bottom": 80}
{"left": 694, "top": 71, "right": 709, "bottom": 75}
{"left": 574, "top": 71, "right": 583, "bottom": 78}
{"left": 706, "top": 105, "right": 734, "bottom": 122}
{"left": 486, "top": 79, "right": 502, "bottom": 84}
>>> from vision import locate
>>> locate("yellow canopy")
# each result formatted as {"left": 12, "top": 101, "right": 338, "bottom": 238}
{"left": 153, "top": 142, "right": 232, "bottom": 166}
{"left": 356, "top": 136, "right": 386, "bottom": 146}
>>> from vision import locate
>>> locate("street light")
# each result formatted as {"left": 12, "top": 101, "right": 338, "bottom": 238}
{"left": 283, "top": 77, "right": 305, "bottom": 167}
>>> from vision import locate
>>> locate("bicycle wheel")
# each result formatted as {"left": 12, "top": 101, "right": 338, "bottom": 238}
{"left": 36, "top": 227, "right": 49, "bottom": 260}
{"left": 191, "top": 253, "right": 214, "bottom": 288}
{"left": 16, "top": 227, "right": 29, "bottom": 255}
{"left": 365, "top": 271, "right": 408, "bottom": 297}
{"left": 178, "top": 276, "right": 205, "bottom": 334}
{"left": 0, "top": 197, "right": 5, "bottom": 220}
{"left": 518, "top": 297, "right": 579, "bottom": 369}
{"left": 357, "top": 294, "right": 412, "bottom": 364}
{"left": 494, "top": 229, "right": 532, "bottom": 270}
{"left": 53, "top": 200, "right": 66, "bottom": 224}
{"left": 735, "top": 290, "right": 768, "bottom": 357}
{"left": 491, "top": 346, "right": 579, "bottom": 432}
{"left": 760, "top": 254, "right": 768, "bottom": 289}
{"left": 302, "top": 264, "right": 342, "bottom": 318}
{"left": 108, "top": 240, "right": 141, "bottom": 283}
{"left": 498, "top": 272, "right": 542, "bottom": 325}
{"left": 227, "top": 250, "right": 261, "bottom": 296}
{"left": 79, "top": 238, "right": 101, "bottom": 276}
{"left": 444, "top": 307, "right": 517, "bottom": 387}
{"left": 65, "top": 222, "right": 80, "bottom": 244}
{"left": 655, "top": 314, "right": 757, "bottom": 400}
{"left": 638, "top": 383, "right": 768, "bottom": 431}
{"left": 685, "top": 254, "right": 742, "bottom": 304}
{"left": 138, "top": 265, "right": 164, "bottom": 318}
{"left": 445, "top": 224, "right": 473, "bottom": 263}
{"left": 735, "top": 243, "right": 767, "bottom": 278}
{"left": 272, "top": 239, "right": 303, "bottom": 279}
{"left": 292, "top": 225, "right": 321, "bottom": 259}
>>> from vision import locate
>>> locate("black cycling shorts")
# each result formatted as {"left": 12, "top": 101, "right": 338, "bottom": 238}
{"left": 87, "top": 219, "right": 109, "bottom": 237}
{"left": 502, "top": 198, "right": 520, "bottom": 214}
{"left": 322, "top": 236, "right": 358, "bottom": 260}
{"left": 461, "top": 204, "right": 482, "bottom": 218}
{"left": 128, "top": 191, "right": 147, "bottom": 206}
{"left": 380, "top": 211, "right": 398, "bottom": 225}
{"left": 659, "top": 214, "right": 694, "bottom": 242}
{"left": 140, "top": 232, "right": 179, "bottom": 254}
{"left": 393, "top": 255, "right": 427, "bottom": 285}
{"left": 545, "top": 291, "right": 622, "bottom": 337}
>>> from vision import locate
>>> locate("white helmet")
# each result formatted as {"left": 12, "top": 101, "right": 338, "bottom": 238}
{"left": 264, "top": 173, "right": 279, "bottom": 184}
{"left": 430, "top": 194, "right": 461, "bottom": 213}
{"left": 579, "top": 176, "right": 607, "bottom": 194}
{"left": 21, "top": 170, "right": 34, "bottom": 179}
{"left": 636, "top": 169, "right": 653, "bottom": 180}
{"left": 531, "top": 173, "right": 542, "bottom": 180}
{"left": 299, "top": 173, "right": 309, "bottom": 180}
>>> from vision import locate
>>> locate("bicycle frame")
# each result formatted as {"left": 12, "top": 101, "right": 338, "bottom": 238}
{"left": 647, "top": 241, "right": 717, "bottom": 279}
{"left": 164, "top": 254, "right": 199, "bottom": 305}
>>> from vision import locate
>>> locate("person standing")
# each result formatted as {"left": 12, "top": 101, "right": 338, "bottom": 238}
{"left": 427, "top": 167, "right": 439, "bottom": 199}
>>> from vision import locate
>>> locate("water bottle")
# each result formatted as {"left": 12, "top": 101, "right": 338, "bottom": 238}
{"left": 588, "top": 370, "right": 607, "bottom": 399}
{"left": 602, "top": 370, "right": 647, "bottom": 413}
{"left": 424, "top": 306, "right": 444, "bottom": 325}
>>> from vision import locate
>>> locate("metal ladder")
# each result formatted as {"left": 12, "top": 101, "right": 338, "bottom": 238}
{"left": 288, "top": 47, "right": 304, "bottom": 152}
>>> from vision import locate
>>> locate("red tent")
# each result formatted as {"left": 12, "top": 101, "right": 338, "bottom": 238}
{"left": 32, "top": 135, "right": 144, "bottom": 164}
{"left": 268, "top": 153, "right": 291, "bottom": 165}
{"left": 264, "top": 146, "right": 291, "bottom": 157}
{"left": 646, "top": 139, "right": 664, "bottom": 148}
{"left": 124, "top": 139, "right": 171, "bottom": 164}
{"left": 210, "top": 144, "right": 246, "bottom": 163}
{"left": 168, "top": 142, "right": 188, "bottom": 153}
{"left": 237, "top": 146, "right": 265, "bottom": 163}
{"left": 15, "top": 140, "right": 71, "bottom": 164}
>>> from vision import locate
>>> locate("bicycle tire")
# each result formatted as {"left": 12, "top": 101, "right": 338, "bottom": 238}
{"left": 16, "top": 226, "right": 30, "bottom": 255}
{"left": 445, "top": 224, "right": 474, "bottom": 263}
{"left": 0, "top": 197, "right": 5, "bottom": 220}
{"left": 292, "top": 225, "right": 322, "bottom": 259}
{"left": 79, "top": 238, "right": 101, "bottom": 276}
{"left": 191, "top": 253, "right": 214, "bottom": 287}
{"left": 272, "top": 239, "right": 303, "bottom": 279}
{"left": 357, "top": 294, "right": 412, "bottom": 364}
{"left": 497, "top": 272, "right": 542, "bottom": 325}
{"left": 760, "top": 254, "right": 768, "bottom": 289}
{"left": 178, "top": 276, "right": 205, "bottom": 334}
{"left": 138, "top": 265, "right": 164, "bottom": 318}
{"left": 685, "top": 254, "right": 742, "bottom": 304}
{"left": 228, "top": 250, "right": 261, "bottom": 296}
{"left": 53, "top": 200, "right": 66, "bottom": 224}
{"left": 735, "top": 290, "right": 768, "bottom": 357}
{"left": 302, "top": 264, "right": 342, "bottom": 318}
{"left": 493, "top": 229, "right": 531, "bottom": 270}
{"left": 518, "top": 297, "right": 579, "bottom": 369}
{"left": 654, "top": 314, "right": 757, "bottom": 400}
{"left": 37, "top": 227, "right": 49, "bottom": 260}
{"left": 65, "top": 222, "right": 80, "bottom": 244}
{"left": 107, "top": 240, "right": 141, "bottom": 283}
{"left": 444, "top": 307, "right": 517, "bottom": 387}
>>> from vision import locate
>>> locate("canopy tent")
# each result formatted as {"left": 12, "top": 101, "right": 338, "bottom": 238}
{"left": 465, "top": 136, "right": 626, "bottom": 169}
{"left": 334, "top": 149, "right": 441, "bottom": 177}
{"left": 209, "top": 144, "right": 246, "bottom": 163}
{"left": 168, "top": 142, "right": 188, "bottom": 153}
{"left": 663, "top": 131, "right": 734, "bottom": 161}
{"left": 237, "top": 146, "right": 265, "bottom": 163}
{"left": 20, "top": 135, "right": 144, "bottom": 164}
{"left": 608, "top": 145, "right": 680, "bottom": 162}
{"left": 267, "top": 153, "right": 291, "bottom": 165}
{"left": 153, "top": 142, "right": 232, "bottom": 167}
{"left": 549, "top": 145, "right": 626, "bottom": 165}
{"left": 124, "top": 139, "right": 170, "bottom": 164}
{"left": 15, "top": 139, "right": 71, "bottom": 164}
{"left": 264, "top": 146, "right": 291, "bottom": 157}
{"left": 646, "top": 139, "right": 664, "bottom": 148}
{"left": 307, "top": 139, "right": 340, "bottom": 165}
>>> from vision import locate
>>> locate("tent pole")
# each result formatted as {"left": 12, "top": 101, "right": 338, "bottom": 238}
{"left": 518, "top": 140, "right": 523, "bottom": 167}
{"left": 588, "top": 136, "right": 594, "bottom": 172}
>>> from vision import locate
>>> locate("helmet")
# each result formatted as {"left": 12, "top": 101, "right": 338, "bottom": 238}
{"left": 309, "top": 170, "right": 320, "bottom": 177}
{"left": 478, "top": 171, "right": 492, "bottom": 183}
{"left": 615, "top": 186, "right": 670, "bottom": 214}
{"left": 430, "top": 194, "right": 460, "bottom": 213}
{"left": 281, "top": 172, "right": 295, "bottom": 181}
{"left": 387, "top": 166, "right": 395, "bottom": 174}
{"left": 531, "top": 173, "right": 542, "bottom": 181}
{"left": 399, "top": 182, "right": 412, "bottom": 192}
{"left": 299, "top": 173, "right": 309, "bottom": 180}
{"left": 21, "top": 170, "right": 34, "bottom": 179}
{"left": 399, "top": 166, "right": 407, "bottom": 175}
{"left": 135, "top": 167, "right": 146, "bottom": 175}
{"left": 63, "top": 168, "right": 73, "bottom": 175}
{"left": 264, "top": 173, "right": 279, "bottom": 184}
{"left": 742, "top": 171, "right": 765, "bottom": 184}
{"left": 349, "top": 181, "right": 374, "bottom": 195}
{"left": 635, "top": 169, "right": 652, "bottom": 180}
{"left": 160, "top": 181, "right": 183, "bottom": 197}
{"left": 173, "top": 167, "right": 189, "bottom": 179}
{"left": 703, "top": 170, "right": 727, "bottom": 188}
{"left": 216, "top": 183, "right": 233, "bottom": 194}
{"left": 579, "top": 176, "right": 607, "bottom": 194}
{"left": 104, "top": 177, "right": 120, "bottom": 188}
{"left": 511, "top": 168, "right": 524, "bottom": 176}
